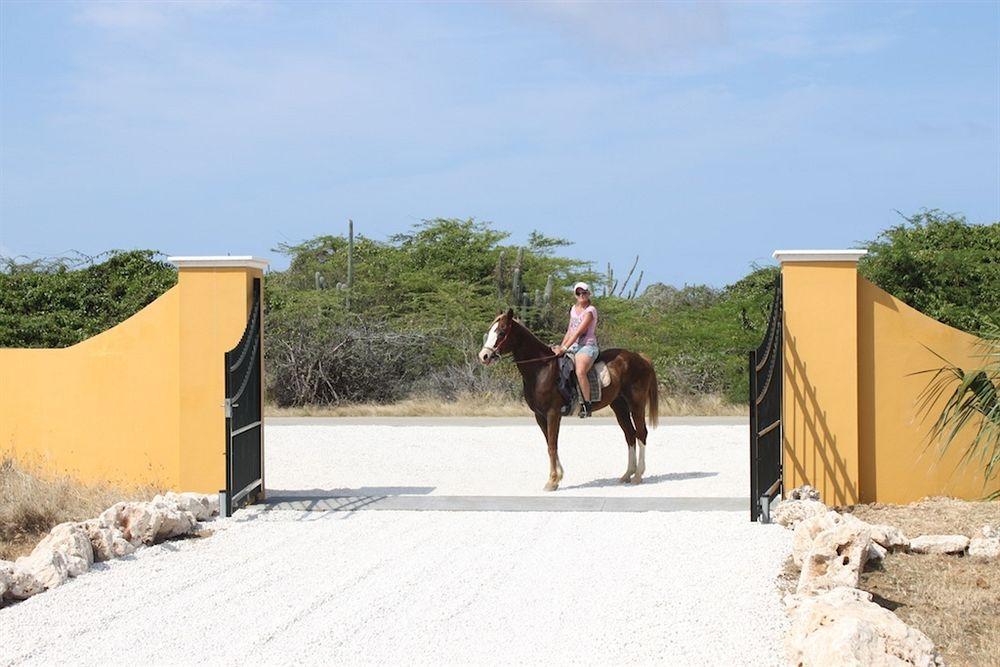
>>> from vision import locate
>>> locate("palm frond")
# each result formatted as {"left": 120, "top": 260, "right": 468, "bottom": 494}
{"left": 918, "top": 322, "right": 1000, "bottom": 499}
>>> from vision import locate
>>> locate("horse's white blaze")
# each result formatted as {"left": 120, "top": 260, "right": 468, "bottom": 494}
{"left": 636, "top": 440, "right": 646, "bottom": 476}
{"left": 479, "top": 321, "right": 500, "bottom": 362}
{"left": 484, "top": 322, "right": 500, "bottom": 348}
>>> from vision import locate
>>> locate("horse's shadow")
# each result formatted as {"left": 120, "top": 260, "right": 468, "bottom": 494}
{"left": 561, "top": 471, "right": 718, "bottom": 490}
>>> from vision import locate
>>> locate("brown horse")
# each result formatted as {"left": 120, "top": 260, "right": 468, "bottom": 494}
{"left": 479, "top": 308, "right": 659, "bottom": 491}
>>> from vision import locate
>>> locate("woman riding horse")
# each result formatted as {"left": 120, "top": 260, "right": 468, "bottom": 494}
{"left": 551, "top": 281, "right": 599, "bottom": 418}
{"left": 479, "top": 307, "right": 658, "bottom": 491}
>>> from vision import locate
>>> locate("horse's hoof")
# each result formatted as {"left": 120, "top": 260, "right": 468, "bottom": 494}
{"left": 544, "top": 482, "right": 559, "bottom": 492}
{"left": 630, "top": 475, "right": 643, "bottom": 485}
{"left": 619, "top": 474, "right": 633, "bottom": 484}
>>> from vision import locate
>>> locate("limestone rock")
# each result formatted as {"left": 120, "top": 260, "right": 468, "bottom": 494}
{"left": 14, "top": 549, "right": 69, "bottom": 593}
{"left": 103, "top": 500, "right": 198, "bottom": 546}
{"left": 100, "top": 502, "right": 128, "bottom": 529}
{"left": 979, "top": 524, "right": 997, "bottom": 539}
{"left": 81, "top": 519, "right": 135, "bottom": 561}
{"left": 792, "top": 511, "right": 844, "bottom": 566}
{"left": 797, "top": 524, "right": 871, "bottom": 596}
{"left": 787, "top": 587, "right": 943, "bottom": 667}
{"left": 968, "top": 535, "right": 1000, "bottom": 559}
{"left": 868, "top": 541, "right": 888, "bottom": 562}
{"left": 33, "top": 522, "right": 93, "bottom": 577}
{"left": 773, "top": 499, "right": 828, "bottom": 530}
{"left": 788, "top": 485, "right": 821, "bottom": 502}
{"left": 154, "top": 492, "right": 218, "bottom": 522}
{"left": 149, "top": 500, "right": 198, "bottom": 541}
{"left": 121, "top": 502, "right": 164, "bottom": 545}
{"left": 0, "top": 560, "right": 12, "bottom": 604}
{"left": 867, "top": 524, "right": 909, "bottom": 552}
{"left": 837, "top": 513, "right": 908, "bottom": 552}
{"left": 6, "top": 566, "right": 45, "bottom": 600}
{"left": 909, "top": 534, "right": 970, "bottom": 555}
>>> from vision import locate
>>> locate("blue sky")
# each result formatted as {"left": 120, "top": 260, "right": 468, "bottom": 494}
{"left": 1, "top": 1, "right": 997, "bottom": 287}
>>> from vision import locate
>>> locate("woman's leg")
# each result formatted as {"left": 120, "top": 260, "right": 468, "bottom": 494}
{"left": 575, "top": 351, "right": 595, "bottom": 400}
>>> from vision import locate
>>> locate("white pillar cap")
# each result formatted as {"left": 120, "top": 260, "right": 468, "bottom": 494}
{"left": 168, "top": 256, "right": 269, "bottom": 270}
{"left": 772, "top": 249, "right": 867, "bottom": 263}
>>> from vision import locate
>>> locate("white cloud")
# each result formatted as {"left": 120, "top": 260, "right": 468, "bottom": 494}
{"left": 505, "top": 2, "right": 893, "bottom": 73}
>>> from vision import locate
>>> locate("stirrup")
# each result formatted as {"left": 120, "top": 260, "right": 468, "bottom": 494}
{"left": 579, "top": 401, "right": 592, "bottom": 418}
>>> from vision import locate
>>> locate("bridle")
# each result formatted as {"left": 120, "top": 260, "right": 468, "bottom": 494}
{"left": 481, "top": 323, "right": 513, "bottom": 363}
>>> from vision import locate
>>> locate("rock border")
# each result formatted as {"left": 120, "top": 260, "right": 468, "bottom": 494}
{"left": 0, "top": 492, "right": 219, "bottom": 607}
{"left": 773, "top": 488, "right": 998, "bottom": 666}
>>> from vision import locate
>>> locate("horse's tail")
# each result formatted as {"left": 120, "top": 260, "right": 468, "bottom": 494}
{"left": 640, "top": 353, "right": 659, "bottom": 429}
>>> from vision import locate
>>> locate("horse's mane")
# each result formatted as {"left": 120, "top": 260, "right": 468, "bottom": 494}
{"left": 511, "top": 317, "right": 551, "bottom": 351}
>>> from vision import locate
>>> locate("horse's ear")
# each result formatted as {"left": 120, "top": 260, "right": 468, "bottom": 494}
{"left": 505, "top": 307, "right": 514, "bottom": 321}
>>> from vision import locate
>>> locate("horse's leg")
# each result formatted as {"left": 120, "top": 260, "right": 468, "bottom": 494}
{"left": 544, "top": 409, "right": 563, "bottom": 491}
{"left": 628, "top": 391, "right": 650, "bottom": 485}
{"left": 610, "top": 397, "right": 637, "bottom": 483}
{"left": 534, "top": 411, "right": 547, "bottom": 438}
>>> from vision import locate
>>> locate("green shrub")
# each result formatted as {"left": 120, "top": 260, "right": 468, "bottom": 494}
{"left": 859, "top": 210, "right": 999, "bottom": 333}
{"left": 0, "top": 251, "right": 177, "bottom": 348}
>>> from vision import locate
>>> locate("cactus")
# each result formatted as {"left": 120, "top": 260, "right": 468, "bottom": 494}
{"left": 314, "top": 271, "right": 326, "bottom": 290}
{"left": 346, "top": 219, "right": 354, "bottom": 310}
{"left": 628, "top": 270, "right": 644, "bottom": 299}
{"left": 543, "top": 274, "right": 553, "bottom": 306}
{"left": 512, "top": 247, "right": 523, "bottom": 304}
{"left": 495, "top": 250, "right": 506, "bottom": 299}
{"left": 606, "top": 262, "right": 613, "bottom": 297}
{"left": 618, "top": 255, "right": 639, "bottom": 297}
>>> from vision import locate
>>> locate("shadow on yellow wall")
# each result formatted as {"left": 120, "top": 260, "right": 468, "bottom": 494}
{"left": 0, "top": 259, "right": 264, "bottom": 493}
{"left": 785, "top": 333, "right": 858, "bottom": 505}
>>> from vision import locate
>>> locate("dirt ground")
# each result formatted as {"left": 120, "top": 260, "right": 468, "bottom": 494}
{"left": 845, "top": 497, "right": 1000, "bottom": 538}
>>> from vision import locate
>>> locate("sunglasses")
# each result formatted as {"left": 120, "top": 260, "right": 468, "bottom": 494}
{"left": 575, "top": 290, "right": 589, "bottom": 295}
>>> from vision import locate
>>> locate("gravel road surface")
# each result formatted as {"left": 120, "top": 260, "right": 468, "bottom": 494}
{"left": 0, "top": 420, "right": 792, "bottom": 666}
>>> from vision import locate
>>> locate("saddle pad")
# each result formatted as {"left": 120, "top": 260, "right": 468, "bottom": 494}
{"left": 595, "top": 361, "right": 611, "bottom": 388}
{"left": 561, "top": 353, "right": 604, "bottom": 403}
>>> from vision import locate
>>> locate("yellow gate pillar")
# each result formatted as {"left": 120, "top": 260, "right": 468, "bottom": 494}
{"left": 168, "top": 256, "right": 267, "bottom": 494}
{"left": 774, "top": 250, "right": 867, "bottom": 506}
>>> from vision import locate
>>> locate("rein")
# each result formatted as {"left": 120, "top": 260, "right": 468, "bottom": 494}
{"left": 486, "top": 319, "right": 559, "bottom": 365}
{"left": 513, "top": 353, "right": 559, "bottom": 365}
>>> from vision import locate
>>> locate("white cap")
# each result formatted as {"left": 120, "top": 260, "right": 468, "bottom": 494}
{"left": 573, "top": 281, "right": 591, "bottom": 293}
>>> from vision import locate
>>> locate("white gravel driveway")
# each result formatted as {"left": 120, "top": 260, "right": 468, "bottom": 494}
{"left": 265, "top": 418, "right": 749, "bottom": 497}
{"left": 0, "top": 419, "right": 792, "bottom": 666}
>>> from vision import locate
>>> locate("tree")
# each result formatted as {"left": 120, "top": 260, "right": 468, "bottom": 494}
{"left": 859, "top": 210, "right": 1000, "bottom": 334}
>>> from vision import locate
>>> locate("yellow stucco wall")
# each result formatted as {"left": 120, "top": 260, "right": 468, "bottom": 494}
{"left": 782, "top": 262, "right": 862, "bottom": 505}
{"left": 857, "top": 278, "right": 998, "bottom": 502}
{"left": 0, "top": 264, "right": 261, "bottom": 493}
{"left": 781, "top": 259, "right": 998, "bottom": 504}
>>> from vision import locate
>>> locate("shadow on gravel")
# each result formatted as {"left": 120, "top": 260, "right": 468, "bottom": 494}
{"left": 561, "top": 471, "right": 718, "bottom": 490}
{"left": 267, "top": 486, "right": 436, "bottom": 497}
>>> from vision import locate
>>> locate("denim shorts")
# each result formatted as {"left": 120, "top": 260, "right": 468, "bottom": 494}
{"left": 569, "top": 343, "right": 599, "bottom": 359}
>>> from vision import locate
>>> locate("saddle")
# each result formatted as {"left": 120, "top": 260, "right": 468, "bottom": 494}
{"left": 556, "top": 353, "right": 611, "bottom": 416}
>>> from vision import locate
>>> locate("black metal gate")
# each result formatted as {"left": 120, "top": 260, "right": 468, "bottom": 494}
{"left": 749, "top": 274, "right": 783, "bottom": 522}
{"left": 223, "top": 277, "right": 263, "bottom": 516}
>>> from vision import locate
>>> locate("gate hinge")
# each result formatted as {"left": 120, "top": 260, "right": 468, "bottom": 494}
{"left": 223, "top": 398, "right": 233, "bottom": 418}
